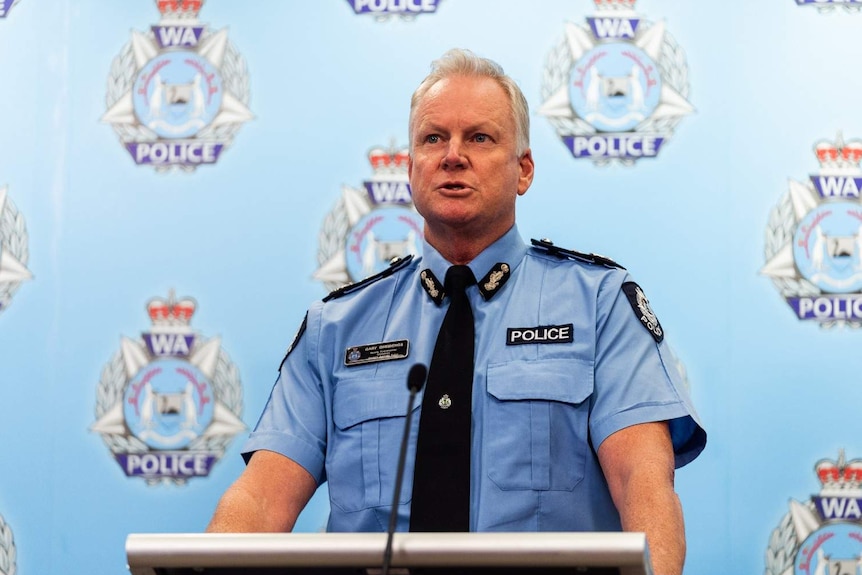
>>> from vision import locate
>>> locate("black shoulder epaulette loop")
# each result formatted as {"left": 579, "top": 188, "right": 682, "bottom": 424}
{"left": 323, "top": 255, "right": 415, "bottom": 302}
{"left": 530, "top": 238, "right": 625, "bottom": 270}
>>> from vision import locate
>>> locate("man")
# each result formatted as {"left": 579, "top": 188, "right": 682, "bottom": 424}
{"left": 207, "top": 48, "right": 706, "bottom": 575}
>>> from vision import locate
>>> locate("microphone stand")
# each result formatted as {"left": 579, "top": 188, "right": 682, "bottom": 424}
{"left": 382, "top": 363, "right": 427, "bottom": 575}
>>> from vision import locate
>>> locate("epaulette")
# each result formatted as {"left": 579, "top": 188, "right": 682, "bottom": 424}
{"left": 530, "top": 238, "right": 625, "bottom": 270}
{"left": 323, "top": 255, "right": 415, "bottom": 302}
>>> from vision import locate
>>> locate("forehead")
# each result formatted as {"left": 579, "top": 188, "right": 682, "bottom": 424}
{"left": 412, "top": 75, "right": 513, "bottom": 131}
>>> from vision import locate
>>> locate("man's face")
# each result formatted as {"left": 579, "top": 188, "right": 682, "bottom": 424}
{"left": 408, "top": 75, "right": 534, "bottom": 247}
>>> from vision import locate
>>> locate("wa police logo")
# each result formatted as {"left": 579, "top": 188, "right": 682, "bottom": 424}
{"left": 91, "top": 291, "right": 245, "bottom": 485}
{"left": 314, "top": 143, "right": 424, "bottom": 291}
{"left": 539, "top": 0, "right": 694, "bottom": 165}
{"left": 765, "top": 451, "right": 862, "bottom": 575}
{"left": 344, "top": 0, "right": 442, "bottom": 21}
{"left": 0, "top": 0, "right": 21, "bottom": 17}
{"left": 796, "top": 0, "right": 862, "bottom": 13}
{"left": 0, "top": 185, "right": 32, "bottom": 315}
{"left": 102, "top": 0, "right": 253, "bottom": 171}
{"left": 761, "top": 135, "right": 862, "bottom": 327}
{"left": 0, "top": 512, "right": 15, "bottom": 575}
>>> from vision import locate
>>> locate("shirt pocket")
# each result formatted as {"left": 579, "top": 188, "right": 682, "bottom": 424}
{"left": 485, "top": 358, "right": 593, "bottom": 491}
{"left": 330, "top": 377, "right": 416, "bottom": 512}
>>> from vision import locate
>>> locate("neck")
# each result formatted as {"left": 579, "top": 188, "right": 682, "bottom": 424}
{"left": 424, "top": 223, "right": 512, "bottom": 265}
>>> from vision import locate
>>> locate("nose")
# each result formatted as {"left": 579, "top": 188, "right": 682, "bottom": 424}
{"left": 441, "top": 139, "right": 466, "bottom": 169}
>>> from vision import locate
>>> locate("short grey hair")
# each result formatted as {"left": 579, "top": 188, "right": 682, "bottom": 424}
{"left": 409, "top": 48, "right": 530, "bottom": 155}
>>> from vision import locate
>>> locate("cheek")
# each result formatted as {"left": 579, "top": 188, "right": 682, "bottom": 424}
{"left": 409, "top": 177, "right": 429, "bottom": 209}
{"left": 409, "top": 164, "right": 434, "bottom": 197}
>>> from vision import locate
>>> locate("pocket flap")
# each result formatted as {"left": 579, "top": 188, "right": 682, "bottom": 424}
{"left": 333, "top": 378, "right": 414, "bottom": 429}
{"left": 487, "top": 358, "right": 593, "bottom": 404}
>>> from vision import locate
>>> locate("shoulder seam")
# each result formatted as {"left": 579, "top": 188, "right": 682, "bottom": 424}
{"left": 322, "top": 255, "right": 415, "bottom": 302}
{"left": 529, "top": 238, "right": 625, "bottom": 270}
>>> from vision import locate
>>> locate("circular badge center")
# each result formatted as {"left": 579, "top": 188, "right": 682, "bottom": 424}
{"left": 132, "top": 51, "right": 223, "bottom": 139}
{"left": 794, "top": 523, "right": 862, "bottom": 575}
{"left": 792, "top": 202, "right": 862, "bottom": 293}
{"left": 345, "top": 206, "right": 424, "bottom": 281}
{"left": 569, "top": 42, "right": 662, "bottom": 133}
{"left": 123, "top": 357, "right": 215, "bottom": 449}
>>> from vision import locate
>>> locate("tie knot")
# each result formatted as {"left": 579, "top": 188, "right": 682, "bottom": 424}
{"left": 444, "top": 265, "right": 475, "bottom": 293}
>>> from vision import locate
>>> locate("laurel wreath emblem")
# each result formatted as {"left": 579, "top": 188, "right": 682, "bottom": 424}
{"left": 541, "top": 19, "right": 691, "bottom": 166}
{"left": 105, "top": 27, "right": 251, "bottom": 173}
{"left": 93, "top": 334, "right": 244, "bottom": 485}
{"left": 0, "top": 512, "right": 16, "bottom": 575}
{"left": 764, "top": 504, "right": 812, "bottom": 575}
{"left": 317, "top": 194, "right": 352, "bottom": 293}
{"left": 809, "top": 3, "right": 862, "bottom": 13}
{"left": 0, "top": 188, "right": 30, "bottom": 314}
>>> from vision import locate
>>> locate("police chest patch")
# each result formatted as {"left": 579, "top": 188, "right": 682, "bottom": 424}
{"left": 344, "top": 339, "right": 409, "bottom": 366}
{"left": 507, "top": 324, "right": 574, "bottom": 345}
{"left": 622, "top": 282, "right": 664, "bottom": 343}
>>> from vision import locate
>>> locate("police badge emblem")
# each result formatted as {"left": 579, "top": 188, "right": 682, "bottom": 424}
{"left": 0, "top": 511, "right": 16, "bottom": 575}
{"left": 90, "top": 291, "right": 245, "bottom": 485}
{"left": 795, "top": 0, "right": 862, "bottom": 13}
{"left": 102, "top": 0, "right": 253, "bottom": 171}
{"left": 314, "top": 143, "right": 424, "bottom": 292}
{"left": 344, "top": 0, "right": 442, "bottom": 21}
{"left": 765, "top": 451, "right": 862, "bottom": 575}
{"left": 539, "top": 0, "right": 694, "bottom": 165}
{"left": 0, "top": 185, "right": 32, "bottom": 315}
{"left": 0, "top": 0, "right": 22, "bottom": 18}
{"left": 761, "top": 134, "right": 862, "bottom": 327}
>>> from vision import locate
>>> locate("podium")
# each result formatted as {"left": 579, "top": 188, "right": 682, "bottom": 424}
{"left": 125, "top": 532, "right": 653, "bottom": 575}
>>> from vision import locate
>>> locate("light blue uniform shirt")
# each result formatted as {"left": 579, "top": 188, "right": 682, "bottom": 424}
{"left": 244, "top": 226, "right": 706, "bottom": 532}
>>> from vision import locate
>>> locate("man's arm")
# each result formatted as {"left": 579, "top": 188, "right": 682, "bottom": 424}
{"left": 597, "top": 421, "right": 684, "bottom": 575}
{"left": 206, "top": 449, "right": 318, "bottom": 532}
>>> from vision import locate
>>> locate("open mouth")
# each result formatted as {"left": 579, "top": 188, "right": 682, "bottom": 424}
{"left": 441, "top": 183, "right": 468, "bottom": 191}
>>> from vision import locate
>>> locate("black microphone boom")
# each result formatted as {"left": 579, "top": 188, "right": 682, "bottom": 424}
{"left": 382, "top": 363, "right": 427, "bottom": 575}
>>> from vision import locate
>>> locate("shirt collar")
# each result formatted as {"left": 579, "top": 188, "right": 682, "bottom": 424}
{"left": 419, "top": 225, "right": 527, "bottom": 304}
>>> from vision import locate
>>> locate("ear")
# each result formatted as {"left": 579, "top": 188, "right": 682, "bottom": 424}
{"left": 517, "top": 149, "right": 535, "bottom": 196}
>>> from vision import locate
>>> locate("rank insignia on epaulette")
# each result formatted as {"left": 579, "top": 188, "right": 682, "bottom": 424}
{"left": 323, "top": 255, "right": 414, "bottom": 302}
{"left": 531, "top": 238, "right": 624, "bottom": 270}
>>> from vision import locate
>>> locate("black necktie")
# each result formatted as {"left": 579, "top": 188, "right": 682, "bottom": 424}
{"left": 410, "top": 265, "right": 475, "bottom": 532}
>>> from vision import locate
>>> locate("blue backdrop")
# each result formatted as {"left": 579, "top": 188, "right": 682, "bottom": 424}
{"left": 1, "top": 1, "right": 861, "bottom": 574}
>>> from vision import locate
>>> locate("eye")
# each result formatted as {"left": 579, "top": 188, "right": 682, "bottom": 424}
{"left": 425, "top": 134, "right": 440, "bottom": 144}
{"left": 474, "top": 133, "right": 489, "bottom": 143}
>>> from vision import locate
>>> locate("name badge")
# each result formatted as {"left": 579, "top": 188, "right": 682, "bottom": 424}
{"left": 344, "top": 339, "right": 409, "bottom": 366}
{"left": 506, "top": 324, "right": 574, "bottom": 345}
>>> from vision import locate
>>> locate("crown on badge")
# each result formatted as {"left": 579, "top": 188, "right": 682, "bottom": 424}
{"left": 156, "top": 0, "right": 203, "bottom": 19}
{"left": 368, "top": 144, "right": 410, "bottom": 175}
{"left": 815, "top": 450, "right": 862, "bottom": 493}
{"left": 814, "top": 133, "right": 862, "bottom": 171}
{"left": 594, "top": 0, "right": 636, "bottom": 10}
{"left": 147, "top": 290, "right": 197, "bottom": 327}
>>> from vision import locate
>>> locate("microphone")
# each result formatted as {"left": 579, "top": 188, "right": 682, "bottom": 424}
{"left": 382, "top": 363, "right": 427, "bottom": 575}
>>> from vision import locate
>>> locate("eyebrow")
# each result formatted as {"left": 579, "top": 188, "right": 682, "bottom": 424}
{"left": 416, "top": 120, "right": 502, "bottom": 135}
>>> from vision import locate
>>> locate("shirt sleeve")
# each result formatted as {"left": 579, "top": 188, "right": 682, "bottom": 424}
{"left": 241, "top": 302, "right": 328, "bottom": 484}
{"left": 588, "top": 271, "right": 707, "bottom": 468}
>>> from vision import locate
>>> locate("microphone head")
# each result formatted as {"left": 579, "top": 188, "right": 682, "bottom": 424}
{"left": 407, "top": 363, "right": 427, "bottom": 393}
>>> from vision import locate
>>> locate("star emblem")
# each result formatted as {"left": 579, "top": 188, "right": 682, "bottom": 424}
{"left": 102, "top": 10, "right": 253, "bottom": 170}
{"left": 0, "top": 185, "right": 32, "bottom": 313}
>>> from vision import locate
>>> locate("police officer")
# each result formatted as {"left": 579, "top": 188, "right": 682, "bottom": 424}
{"left": 207, "top": 48, "right": 705, "bottom": 575}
